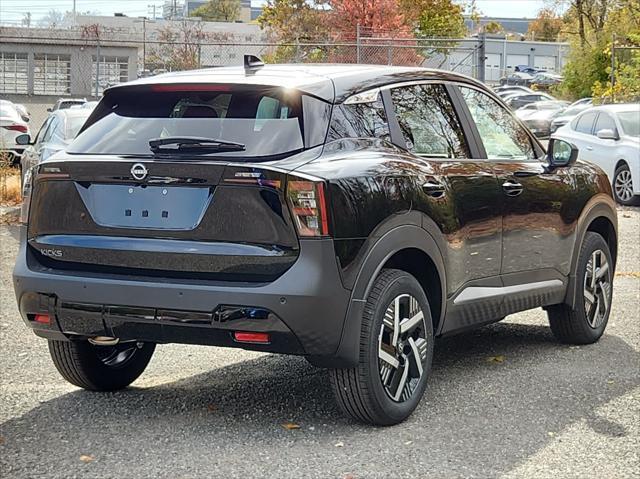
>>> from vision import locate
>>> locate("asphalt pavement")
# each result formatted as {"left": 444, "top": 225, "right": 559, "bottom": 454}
{"left": 0, "top": 207, "right": 638, "bottom": 479}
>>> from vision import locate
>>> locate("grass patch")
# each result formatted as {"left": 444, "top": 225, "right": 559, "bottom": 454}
{"left": 1, "top": 153, "right": 22, "bottom": 206}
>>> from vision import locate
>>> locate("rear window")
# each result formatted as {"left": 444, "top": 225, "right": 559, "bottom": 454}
{"left": 65, "top": 116, "right": 88, "bottom": 139}
{"left": 69, "top": 85, "right": 331, "bottom": 159}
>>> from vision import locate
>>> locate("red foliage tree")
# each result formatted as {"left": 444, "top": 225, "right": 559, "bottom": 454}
{"left": 328, "top": 0, "right": 420, "bottom": 65}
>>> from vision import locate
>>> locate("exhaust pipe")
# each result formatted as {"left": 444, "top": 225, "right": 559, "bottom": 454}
{"left": 88, "top": 336, "right": 120, "bottom": 346}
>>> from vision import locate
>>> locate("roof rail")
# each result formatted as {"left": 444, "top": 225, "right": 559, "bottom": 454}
{"left": 244, "top": 55, "right": 265, "bottom": 71}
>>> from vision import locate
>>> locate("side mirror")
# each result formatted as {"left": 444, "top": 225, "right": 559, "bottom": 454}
{"left": 15, "top": 134, "right": 31, "bottom": 146}
{"left": 596, "top": 128, "right": 619, "bottom": 140}
{"left": 547, "top": 138, "right": 578, "bottom": 168}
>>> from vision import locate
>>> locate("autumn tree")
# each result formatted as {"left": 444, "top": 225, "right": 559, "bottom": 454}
{"left": 330, "top": 0, "right": 410, "bottom": 40}
{"left": 327, "top": 0, "right": 421, "bottom": 64}
{"left": 190, "top": 0, "right": 241, "bottom": 22}
{"left": 527, "top": 8, "right": 563, "bottom": 41}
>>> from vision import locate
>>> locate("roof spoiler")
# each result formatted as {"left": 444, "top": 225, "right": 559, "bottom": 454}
{"left": 244, "top": 55, "right": 264, "bottom": 71}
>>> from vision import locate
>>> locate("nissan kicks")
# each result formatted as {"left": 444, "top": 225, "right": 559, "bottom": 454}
{"left": 14, "top": 59, "right": 618, "bottom": 426}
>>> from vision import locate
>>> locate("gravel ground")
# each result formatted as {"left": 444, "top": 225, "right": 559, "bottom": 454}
{"left": 0, "top": 207, "right": 638, "bottom": 479}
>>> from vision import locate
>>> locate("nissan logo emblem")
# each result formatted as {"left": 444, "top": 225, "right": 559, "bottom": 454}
{"left": 131, "top": 163, "right": 148, "bottom": 181}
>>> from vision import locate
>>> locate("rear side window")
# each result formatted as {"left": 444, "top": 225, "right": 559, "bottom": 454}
{"left": 594, "top": 113, "right": 616, "bottom": 134}
{"left": 70, "top": 86, "right": 331, "bottom": 160}
{"left": 328, "top": 92, "right": 390, "bottom": 142}
{"left": 390, "top": 84, "right": 469, "bottom": 158}
{"left": 574, "top": 112, "right": 597, "bottom": 134}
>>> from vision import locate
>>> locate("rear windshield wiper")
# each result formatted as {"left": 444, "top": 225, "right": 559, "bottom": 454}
{"left": 149, "top": 136, "right": 246, "bottom": 154}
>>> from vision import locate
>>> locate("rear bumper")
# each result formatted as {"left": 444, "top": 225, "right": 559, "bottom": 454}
{"left": 13, "top": 232, "right": 353, "bottom": 358}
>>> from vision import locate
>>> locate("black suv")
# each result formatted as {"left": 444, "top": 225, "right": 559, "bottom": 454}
{"left": 14, "top": 62, "right": 618, "bottom": 426}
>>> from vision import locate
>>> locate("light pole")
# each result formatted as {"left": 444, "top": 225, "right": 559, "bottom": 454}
{"left": 134, "top": 16, "right": 155, "bottom": 73}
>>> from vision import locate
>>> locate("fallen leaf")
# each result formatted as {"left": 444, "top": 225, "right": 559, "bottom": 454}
{"left": 206, "top": 404, "right": 217, "bottom": 412}
{"left": 487, "top": 355, "right": 505, "bottom": 363}
{"left": 616, "top": 271, "right": 640, "bottom": 278}
{"left": 547, "top": 432, "right": 555, "bottom": 437}
{"left": 335, "top": 441, "right": 345, "bottom": 447}
{"left": 607, "top": 380, "right": 615, "bottom": 384}
{"left": 344, "top": 474, "right": 356, "bottom": 479}
{"left": 308, "top": 426, "right": 315, "bottom": 431}
{"left": 282, "top": 422, "right": 300, "bottom": 430}
{"left": 0, "top": 436, "right": 5, "bottom": 445}
{"left": 622, "top": 214, "right": 631, "bottom": 218}
{"left": 404, "top": 440, "right": 413, "bottom": 445}
{"left": 79, "top": 455, "right": 94, "bottom": 463}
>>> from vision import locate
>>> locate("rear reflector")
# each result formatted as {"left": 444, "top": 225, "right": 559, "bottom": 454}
{"left": 34, "top": 314, "right": 50, "bottom": 324}
{"left": 233, "top": 331, "right": 270, "bottom": 344}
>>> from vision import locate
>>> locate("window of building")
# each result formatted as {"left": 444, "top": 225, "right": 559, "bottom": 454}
{"left": 33, "top": 54, "right": 71, "bottom": 95}
{"left": 92, "top": 56, "right": 129, "bottom": 95}
{"left": 0, "top": 52, "right": 28, "bottom": 94}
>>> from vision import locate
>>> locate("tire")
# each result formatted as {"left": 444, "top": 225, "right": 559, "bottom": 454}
{"left": 48, "top": 339, "right": 155, "bottom": 391}
{"left": 547, "top": 232, "right": 613, "bottom": 344}
{"left": 330, "top": 269, "right": 434, "bottom": 426}
{"left": 613, "top": 163, "right": 638, "bottom": 206}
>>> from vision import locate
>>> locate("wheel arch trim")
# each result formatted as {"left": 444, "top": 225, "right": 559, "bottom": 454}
{"left": 564, "top": 195, "right": 618, "bottom": 308}
{"left": 317, "top": 224, "right": 446, "bottom": 368}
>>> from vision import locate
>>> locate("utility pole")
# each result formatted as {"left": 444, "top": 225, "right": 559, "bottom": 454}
{"left": 135, "top": 17, "right": 155, "bottom": 72}
{"left": 610, "top": 33, "right": 616, "bottom": 104}
{"left": 148, "top": 4, "right": 157, "bottom": 20}
{"left": 477, "top": 31, "right": 486, "bottom": 83}
{"left": 356, "top": 24, "right": 361, "bottom": 64}
{"left": 95, "top": 37, "right": 101, "bottom": 98}
{"left": 73, "top": 0, "right": 77, "bottom": 26}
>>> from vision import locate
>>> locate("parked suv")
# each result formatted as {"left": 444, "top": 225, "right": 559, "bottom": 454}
{"left": 14, "top": 62, "right": 618, "bottom": 426}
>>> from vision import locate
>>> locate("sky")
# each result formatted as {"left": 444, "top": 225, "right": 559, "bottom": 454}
{"left": 0, "top": 0, "right": 550, "bottom": 26}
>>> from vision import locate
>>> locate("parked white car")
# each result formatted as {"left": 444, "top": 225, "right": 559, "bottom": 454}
{"left": 555, "top": 104, "right": 640, "bottom": 205}
{"left": 0, "top": 100, "right": 31, "bottom": 166}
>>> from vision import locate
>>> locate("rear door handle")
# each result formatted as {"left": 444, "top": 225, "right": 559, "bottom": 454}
{"left": 502, "top": 180, "right": 523, "bottom": 197}
{"left": 422, "top": 180, "right": 446, "bottom": 198}
{"left": 586, "top": 146, "right": 594, "bottom": 151}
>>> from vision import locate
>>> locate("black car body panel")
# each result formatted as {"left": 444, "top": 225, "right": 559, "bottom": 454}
{"left": 14, "top": 64, "right": 618, "bottom": 368}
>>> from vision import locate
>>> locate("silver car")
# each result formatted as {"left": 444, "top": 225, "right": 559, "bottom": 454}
{"left": 18, "top": 109, "right": 91, "bottom": 179}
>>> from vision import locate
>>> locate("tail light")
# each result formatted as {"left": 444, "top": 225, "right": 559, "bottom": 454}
{"left": 19, "top": 167, "right": 33, "bottom": 224}
{"left": 286, "top": 177, "right": 329, "bottom": 237}
{"left": 2, "top": 124, "right": 28, "bottom": 133}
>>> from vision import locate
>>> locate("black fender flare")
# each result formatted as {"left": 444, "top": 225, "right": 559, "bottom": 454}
{"left": 313, "top": 224, "right": 446, "bottom": 368}
{"left": 564, "top": 194, "right": 618, "bottom": 308}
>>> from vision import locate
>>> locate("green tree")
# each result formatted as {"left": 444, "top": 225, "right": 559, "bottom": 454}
{"left": 483, "top": 20, "right": 504, "bottom": 34}
{"left": 258, "top": 0, "right": 328, "bottom": 43}
{"left": 257, "top": 0, "right": 329, "bottom": 63}
{"left": 399, "top": 0, "right": 467, "bottom": 38}
{"left": 555, "top": 1, "right": 640, "bottom": 101}
{"left": 191, "top": 0, "right": 241, "bottom": 22}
